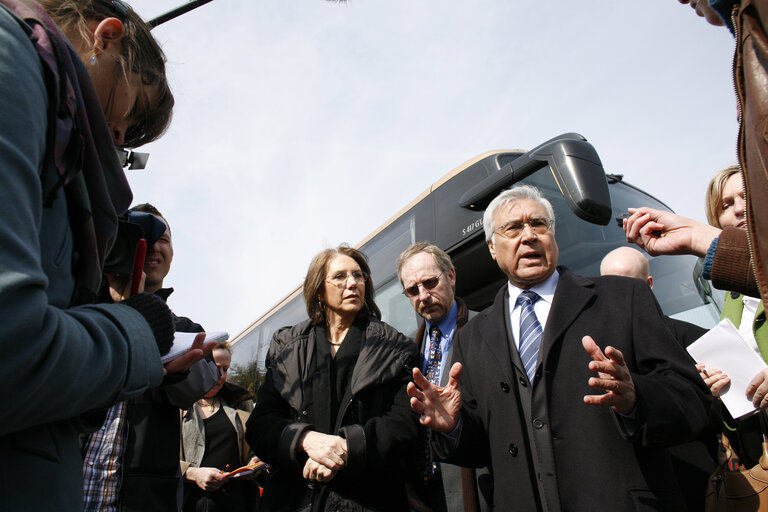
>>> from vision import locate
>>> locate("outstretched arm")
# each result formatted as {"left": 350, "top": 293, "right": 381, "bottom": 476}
{"left": 623, "top": 207, "right": 720, "bottom": 257}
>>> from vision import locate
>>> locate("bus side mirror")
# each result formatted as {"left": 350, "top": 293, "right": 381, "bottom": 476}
{"left": 459, "top": 133, "right": 613, "bottom": 226}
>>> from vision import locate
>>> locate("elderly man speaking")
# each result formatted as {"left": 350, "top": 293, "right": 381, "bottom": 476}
{"left": 407, "top": 184, "right": 714, "bottom": 512}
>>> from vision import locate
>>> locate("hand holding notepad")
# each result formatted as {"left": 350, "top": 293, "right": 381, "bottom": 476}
{"left": 687, "top": 319, "right": 768, "bottom": 418}
{"left": 161, "top": 331, "right": 228, "bottom": 363}
{"left": 221, "top": 460, "right": 269, "bottom": 479}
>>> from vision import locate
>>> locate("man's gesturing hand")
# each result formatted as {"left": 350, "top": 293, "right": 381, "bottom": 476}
{"left": 582, "top": 335, "right": 636, "bottom": 414}
{"left": 407, "top": 362, "right": 463, "bottom": 432}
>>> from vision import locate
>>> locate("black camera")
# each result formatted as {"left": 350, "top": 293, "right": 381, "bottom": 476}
{"left": 104, "top": 211, "right": 167, "bottom": 275}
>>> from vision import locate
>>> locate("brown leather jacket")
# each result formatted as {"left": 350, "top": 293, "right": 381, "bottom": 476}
{"left": 713, "top": 0, "right": 768, "bottom": 300}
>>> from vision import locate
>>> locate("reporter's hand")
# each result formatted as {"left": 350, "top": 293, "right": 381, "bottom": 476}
{"left": 623, "top": 207, "right": 720, "bottom": 257}
{"left": 106, "top": 271, "right": 145, "bottom": 302}
{"left": 186, "top": 466, "right": 228, "bottom": 492}
{"left": 696, "top": 363, "right": 730, "bottom": 397}
{"left": 163, "top": 332, "right": 216, "bottom": 375}
{"left": 746, "top": 368, "right": 768, "bottom": 409}
{"left": 299, "top": 431, "right": 347, "bottom": 471}
{"left": 238, "top": 457, "right": 265, "bottom": 481}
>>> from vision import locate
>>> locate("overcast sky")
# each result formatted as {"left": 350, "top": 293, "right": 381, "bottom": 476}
{"left": 125, "top": 0, "right": 738, "bottom": 339}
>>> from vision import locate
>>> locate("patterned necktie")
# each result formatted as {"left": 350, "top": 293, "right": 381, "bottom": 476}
{"left": 423, "top": 324, "right": 442, "bottom": 480}
{"left": 425, "top": 325, "right": 443, "bottom": 384}
{"left": 517, "top": 290, "right": 543, "bottom": 383}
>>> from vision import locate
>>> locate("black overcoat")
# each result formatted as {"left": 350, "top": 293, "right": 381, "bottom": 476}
{"left": 443, "top": 268, "right": 714, "bottom": 512}
{"left": 246, "top": 316, "right": 420, "bottom": 512}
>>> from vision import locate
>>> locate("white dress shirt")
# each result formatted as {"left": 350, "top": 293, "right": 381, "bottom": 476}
{"left": 507, "top": 271, "right": 559, "bottom": 348}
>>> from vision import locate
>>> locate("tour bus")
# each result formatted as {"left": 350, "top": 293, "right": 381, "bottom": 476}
{"left": 229, "top": 133, "right": 723, "bottom": 370}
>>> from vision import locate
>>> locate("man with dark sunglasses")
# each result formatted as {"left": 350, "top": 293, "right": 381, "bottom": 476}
{"left": 397, "top": 243, "right": 491, "bottom": 512}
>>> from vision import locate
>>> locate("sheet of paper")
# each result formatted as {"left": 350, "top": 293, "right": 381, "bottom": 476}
{"left": 687, "top": 318, "right": 767, "bottom": 419}
{"left": 161, "top": 331, "right": 228, "bottom": 363}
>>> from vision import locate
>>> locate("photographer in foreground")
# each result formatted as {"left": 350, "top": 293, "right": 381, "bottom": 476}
{"left": 0, "top": 1, "right": 211, "bottom": 510}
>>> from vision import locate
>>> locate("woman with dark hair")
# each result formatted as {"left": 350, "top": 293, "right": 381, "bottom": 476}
{"left": 246, "top": 245, "right": 420, "bottom": 511}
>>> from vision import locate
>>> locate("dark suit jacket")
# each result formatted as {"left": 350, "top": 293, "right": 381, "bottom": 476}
{"left": 413, "top": 298, "right": 492, "bottom": 512}
{"left": 664, "top": 316, "right": 706, "bottom": 349}
{"left": 660, "top": 316, "right": 718, "bottom": 512}
{"left": 443, "top": 268, "right": 714, "bottom": 512}
{"left": 414, "top": 297, "right": 469, "bottom": 387}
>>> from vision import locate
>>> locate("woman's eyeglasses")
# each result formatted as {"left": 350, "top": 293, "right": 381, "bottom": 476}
{"left": 326, "top": 271, "right": 368, "bottom": 288}
{"left": 402, "top": 271, "right": 444, "bottom": 297}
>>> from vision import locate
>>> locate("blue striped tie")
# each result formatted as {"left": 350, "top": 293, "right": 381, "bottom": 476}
{"left": 517, "top": 290, "right": 543, "bottom": 383}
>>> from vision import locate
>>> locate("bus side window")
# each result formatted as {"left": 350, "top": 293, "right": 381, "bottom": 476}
{"left": 376, "top": 278, "right": 420, "bottom": 339}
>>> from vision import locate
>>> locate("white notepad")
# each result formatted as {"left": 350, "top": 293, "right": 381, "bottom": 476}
{"left": 161, "top": 331, "right": 229, "bottom": 363}
{"left": 687, "top": 318, "right": 767, "bottom": 419}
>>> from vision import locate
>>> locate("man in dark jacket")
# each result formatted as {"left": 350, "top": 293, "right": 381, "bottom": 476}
{"left": 599, "top": 247, "right": 708, "bottom": 348}
{"left": 409, "top": 185, "right": 714, "bottom": 511}
{"left": 397, "top": 242, "right": 491, "bottom": 512}
{"left": 82, "top": 204, "right": 219, "bottom": 512}
{"left": 600, "top": 246, "right": 718, "bottom": 512}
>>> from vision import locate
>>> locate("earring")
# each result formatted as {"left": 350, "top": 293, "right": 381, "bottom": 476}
{"left": 89, "top": 54, "right": 97, "bottom": 66}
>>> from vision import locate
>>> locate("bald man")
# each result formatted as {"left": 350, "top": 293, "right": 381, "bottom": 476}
{"left": 600, "top": 247, "right": 707, "bottom": 347}
{"left": 600, "top": 247, "right": 716, "bottom": 512}
{"left": 600, "top": 246, "right": 653, "bottom": 288}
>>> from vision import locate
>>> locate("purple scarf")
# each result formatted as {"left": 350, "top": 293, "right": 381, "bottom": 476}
{"left": 2, "top": 0, "right": 133, "bottom": 305}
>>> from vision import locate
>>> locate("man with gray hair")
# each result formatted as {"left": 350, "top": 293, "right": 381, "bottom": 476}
{"left": 397, "top": 242, "right": 491, "bottom": 512}
{"left": 408, "top": 184, "right": 714, "bottom": 511}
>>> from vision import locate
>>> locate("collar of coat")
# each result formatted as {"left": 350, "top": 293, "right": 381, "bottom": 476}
{"left": 471, "top": 267, "right": 595, "bottom": 382}
{"left": 267, "top": 316, "right": 415, "bottom": 412}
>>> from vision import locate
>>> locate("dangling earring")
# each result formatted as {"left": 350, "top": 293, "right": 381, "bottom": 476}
{"left": 318, "top": 300, "right": 325, "bottom": 310}
{"left": 89, "top": 54, "right": 97, "bottom": 66}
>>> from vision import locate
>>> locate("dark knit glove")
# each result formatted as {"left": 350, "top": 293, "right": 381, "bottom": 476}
{"left": 121, "top": 292, "right": 175, "bottom": 355}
